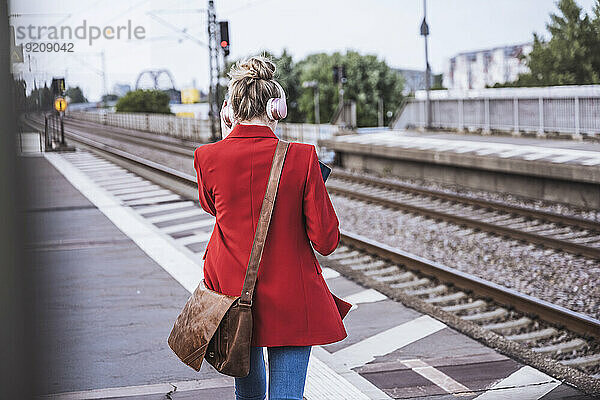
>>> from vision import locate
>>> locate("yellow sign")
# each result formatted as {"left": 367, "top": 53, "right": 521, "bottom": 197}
{"left": 10, "top": 27, "right": 24, "bottom": 64}
{"left": 181, "top": 88, "right": 200, "bottom": 104}
{"left": 54, "top": 97, "right": 67, "bottom": 112}
{"left": 176, "top": 112, "right": 195, "bottom": 118}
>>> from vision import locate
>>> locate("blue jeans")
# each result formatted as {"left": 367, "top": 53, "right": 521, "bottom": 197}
{"left": 234, "top": 345, "right": 311, "bottom": 400}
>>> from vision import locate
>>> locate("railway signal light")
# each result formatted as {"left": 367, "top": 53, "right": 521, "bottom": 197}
{"left": 219, "top": 21, "right": 230, "bottom": 56}
{"left": 51, "top": 77, "right": 65, "bottom": 96}
{"left": 54, "top": 97, "right": 67, "bottom": 112}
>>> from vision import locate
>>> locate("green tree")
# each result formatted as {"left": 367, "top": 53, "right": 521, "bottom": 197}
{"left": 515, "top": 0, "right": 600, "bottom": 86}
{"left": 270, "top": 49, "right": 304, "bottom": 123}
{"left": 296, "top": 51, "right": 404, "bottom": 127}
{"left": 26, "top": 84, "right": 53, "bottom": 111}
{"left": 64, "top": 86, "right": 87, "bottom": 103}
{"left": 591, "top": 1, "right": 600, "bottom": 76}
{"left": 115, "top": 89, "right": 171, "bottom": 114}
{"left": 219, "top": 49, "right": 404, "bottom": 126}
{"left": 431, "top": 73, "right": 445, "bottom": 90}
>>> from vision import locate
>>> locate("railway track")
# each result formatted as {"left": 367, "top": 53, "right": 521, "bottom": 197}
{"left": 322, "top": 233, "right": 600, "bottom": 377}
{"left": 23, "top": 115, "right": 600, "bottom": 390}
{"left": 327, "top": 171, "right": 600, "bottom": 260}
{"left": 30, "top": 113, "right": 197, "bottom": 158}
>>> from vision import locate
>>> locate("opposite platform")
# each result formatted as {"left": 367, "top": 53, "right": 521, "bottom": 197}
{"left": 319, "top": 130, "right": 600, "bottom": 209}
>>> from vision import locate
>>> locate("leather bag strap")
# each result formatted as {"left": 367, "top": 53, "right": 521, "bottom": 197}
{"left": 239, "top": 139, "right": 290, "bottom": 306}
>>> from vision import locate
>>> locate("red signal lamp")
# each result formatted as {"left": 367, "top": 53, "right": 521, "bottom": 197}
{"left": 220, "top": 40, "right": 228, "bottom": 48}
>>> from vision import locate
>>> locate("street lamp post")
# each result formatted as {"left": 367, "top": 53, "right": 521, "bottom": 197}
{"left": 420, "top": 0, "right": 432, "bottom": 129}
{"left": 302, "top": 80, "right": 320, "bottom": 139}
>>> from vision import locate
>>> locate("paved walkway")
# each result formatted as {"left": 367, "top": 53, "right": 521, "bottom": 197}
{"left": 24, "top": 147, "right": 592, "bottom": 399}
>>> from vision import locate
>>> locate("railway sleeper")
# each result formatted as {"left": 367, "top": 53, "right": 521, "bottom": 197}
{"left": 327, "top": 250, "right": 360, "bottom": 261}
{"left": 560, "top": 353, "right": 600, "bottom": 368}
{"left": 446, "top": 204, "right": 478, "bottom": 213}
{"left": 398, "top": 198, "right": 433, "bottom": 207}
{"left": 532, "top": 339, "right": 586, "bottom": 355}
{"left": 482, "top": 317, "right": 532, "bottom": 334}
{"left": 570, "top": 234, "right": 600, "bottom": 243}
{"left": 362, "top": 264, "right": 397, "bottom": 276}
{"left": 505, "top": 221, "right": 539, "bottom": 230}
{"left": 373, "top": 272, "right": 415, "bottom": 286}
{"left": 519, "top": 223, "right": 554, "bottom": 232}
{"left": 441, "top": 299, "right": 487, "bottom": 313}
{"left": 534, "top": 227, "right": 573, "bottom": 236}
{"left": 373, "top": 271, "right": 414, "bottom": 283}
{"left": 472, "top": 211, "right": 498, "bottom": 219}
{"left": 460, "top": 307, "right": 508, "bottom": 322}
{"left": 469, "top": 208, "right": 498, "bottom": 216}
{"left": 349, "top": 260, "right": 386, "bottom": 271}
{"left": 390, "top": 196, "right": 416, "bottom": 204}
{"left": 337, "top": 255, "right": 372, "bottom": 265}
{"left": 112, "top": 185, "right": 162, "bottom": 196}
{"left": 504, "top": 327, "right": 558, "bottom": 342}
{"left": 453, "top": 209, "right": 490, "bottom": 219}
{"left": 364, "top": 189, "right": 389, "bottom": 197}
{"left": 494, "top": 216, "right": 527, "bottom": 226}
{"left": 425, "top": 197, "right": 447, "bottom": 205}
{"left": 404, "top": 284, "right": 447, "bottom": 297}
{"left": 424, "top": 291, "right": 467, "bottom": 304}
{"left": 426, "top": 205, "right": 459, "bottom": 214}
{"left": 100, "top": 177, "right": 145, "bottom": 187}
{"left": 390, "top": 277, "right": 429, "bottom": 290}
{"left": 552, "top": 231, "right": 592, "bottom": 240}
{"left": 478, "top": 214, "right": 513, "bottom": 224}
{"left": 118, "top": 189, "right": 172, "bottom": 200}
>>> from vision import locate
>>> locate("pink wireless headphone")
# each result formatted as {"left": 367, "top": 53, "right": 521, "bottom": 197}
{"left": 220, "top": 80, "right": 287, "bottom": 128}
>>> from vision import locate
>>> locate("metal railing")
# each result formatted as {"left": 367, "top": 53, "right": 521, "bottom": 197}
{"left": 67, "top": 111, "right": 213, "bottom": 142}
{"left": 275, "top": 123, "right": 338, "bottom": 145}
{"left": 44, "top": 112, "right": 65, "bottom": 149}
{"left": 394, "top": 91, "right": 600, "bottom": 137}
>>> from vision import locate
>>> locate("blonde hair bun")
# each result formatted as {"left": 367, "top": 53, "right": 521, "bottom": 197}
{"left": 226, "top": 54, "right": 281, "bottom": 122}
{"left": 229, "top": 55, "right": 276, "bottom": 81}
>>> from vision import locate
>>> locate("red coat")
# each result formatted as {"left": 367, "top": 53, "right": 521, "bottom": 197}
{"left": 193, "top": 124, "right": 348, "bottom": 347}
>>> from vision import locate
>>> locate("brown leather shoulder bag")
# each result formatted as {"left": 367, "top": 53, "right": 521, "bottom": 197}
{"left": 168, "top": 139, "right": 290, "bottom": 377}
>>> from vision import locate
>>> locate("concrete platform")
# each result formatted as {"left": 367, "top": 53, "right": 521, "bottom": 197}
{"left": 320, "top": 130, "right": 600, "bottom": 209}
{"left": 24, "top": 149, "right": 594, "bottom": 399}
{"left": 24, "top": 155, "right": 232, "bottom": 399}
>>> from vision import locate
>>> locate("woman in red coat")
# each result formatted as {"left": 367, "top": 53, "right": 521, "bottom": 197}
{"left": 193, "top": 55, "right": 349, "bottom": 399}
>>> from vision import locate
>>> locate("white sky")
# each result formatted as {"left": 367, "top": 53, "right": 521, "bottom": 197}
{"left": 9, "top": 0, "right": 598, "bottom": 101}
